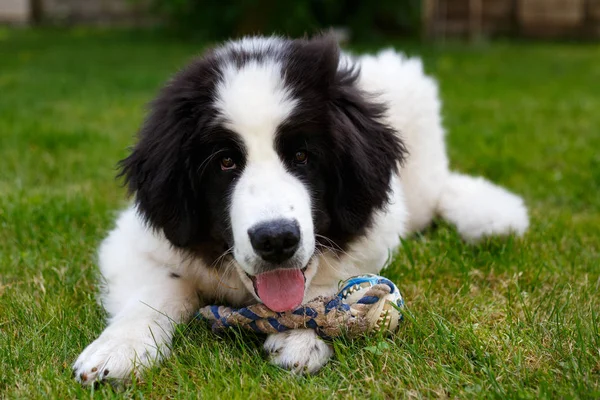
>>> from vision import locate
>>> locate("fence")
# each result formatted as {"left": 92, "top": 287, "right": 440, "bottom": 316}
{"left": 2, "top": 0, "right": 599, "bottom": 39}
{"left": 423, "top": 0, "right": 600, "bottom": 39}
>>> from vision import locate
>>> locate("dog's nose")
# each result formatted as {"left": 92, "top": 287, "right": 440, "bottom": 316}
{"left": 248, "top": 219, "right": 301, "bottom": 263}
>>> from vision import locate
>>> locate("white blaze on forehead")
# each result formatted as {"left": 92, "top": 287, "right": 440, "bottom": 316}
{"left": 214, "top": 59, "right": 314, "bottom": 279}
{"left": 214, "top": 60, "right": 297, "bottom": 162}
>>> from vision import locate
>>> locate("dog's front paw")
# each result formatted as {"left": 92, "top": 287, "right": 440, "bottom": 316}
{"left": 73, "top": 326, "right": 167, "bottom": 386}
{"left": 264, "top": 329, "right": 333, "bottom": 374}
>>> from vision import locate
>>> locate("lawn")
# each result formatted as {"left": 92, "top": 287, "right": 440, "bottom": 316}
{"left": 1, "top": 29, "right": 599, "bottom": 398}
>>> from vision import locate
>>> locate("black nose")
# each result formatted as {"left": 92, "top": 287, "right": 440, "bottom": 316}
{"left": 248, "top": 219, "right": 301, "bottom": 263}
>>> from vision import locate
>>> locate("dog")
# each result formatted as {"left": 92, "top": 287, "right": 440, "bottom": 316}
{"left": 73, "top": 35, "right": 528, "bottom": 384}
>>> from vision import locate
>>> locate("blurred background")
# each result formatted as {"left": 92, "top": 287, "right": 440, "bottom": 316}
{"left": 1, "top": 0, "right": 600, "bottom": 42}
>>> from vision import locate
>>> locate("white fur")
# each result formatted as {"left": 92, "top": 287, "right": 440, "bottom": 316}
{"left": 215, "top": 60, "right": 297, "bottom": 154}
{"left": 215, "top": 58, "right": 315, "bottom": 279}
{"left": 264, "top": 330, "right": 333, "bottom": 374}
{"left": 356, "top": 49, "right": 528, "bottom": 238}
{"left": 437, "top": 173, "right": 529, "bottom": 242}
{"left": 74, "top": 44, "right": 529, "bottom": 384}
{"left": 230, "top": 162, "right": 315, "bottom": 278}
{"left": 356, "top": 49, "right": 450, "bottom": 233}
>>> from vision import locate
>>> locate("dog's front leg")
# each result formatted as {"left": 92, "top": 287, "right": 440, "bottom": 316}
{"left": 263, "top": 282, "right": 339, "bottom": 374}
{"left": 73, "top": 271, "right": 199, "bottom": 385}
{"left": 73, "top": 210, "right": 200, "bottom": 386}
{"left": 264, "top": 329, "right": 333, "bottom": 374}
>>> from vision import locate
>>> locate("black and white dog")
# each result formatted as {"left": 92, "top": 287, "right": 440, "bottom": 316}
{"left": 73, "top": 35, "right": 528, "bottom": 384}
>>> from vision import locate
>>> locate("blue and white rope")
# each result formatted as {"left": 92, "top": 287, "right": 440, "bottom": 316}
{"left": 195, "top": 274, "right": 404, "bottom": 339}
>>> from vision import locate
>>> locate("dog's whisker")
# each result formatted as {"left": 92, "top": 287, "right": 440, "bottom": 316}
{"left": 315, "top": 234, "right": 358, "bottom": 262}
{"left": 208, "top": 248, "right": 241, "bottom": 293}
{"left": 314, "top": 247, "right": 344, "bottom": 275}
{"left": 208, "top": 246, "right": 234, "bottom": 269}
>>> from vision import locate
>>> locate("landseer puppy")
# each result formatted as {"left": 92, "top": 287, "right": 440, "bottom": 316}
{"left": 74, "top": 34, "right": 528, "bottom": 384}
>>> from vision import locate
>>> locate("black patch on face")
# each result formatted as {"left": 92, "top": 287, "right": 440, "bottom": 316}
{"left": 118, "top": 51, "right": 247, "bottom": 265}
{"left": 118, "top": 34, "right": 407, "bottom": 268}
{"left": 276, "top": 35, "right": 408, "bottom": 251}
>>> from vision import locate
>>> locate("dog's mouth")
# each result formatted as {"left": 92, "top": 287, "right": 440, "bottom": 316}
{"left": 245, "top": 267, "right": 307, "bottom": 312}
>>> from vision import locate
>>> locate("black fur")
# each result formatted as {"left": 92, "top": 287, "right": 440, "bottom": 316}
{"left": 118, "top": 51, "right": 245, "bottom": 255}
{"left": 119, "top": 34, "right": 407, "bottom": 266}
{"left": 279, "top": 36, "right": 407, "bottom": 248}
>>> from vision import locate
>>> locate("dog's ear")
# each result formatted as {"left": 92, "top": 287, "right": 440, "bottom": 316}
{"left": 285, "top": 34, "right": 340, "bottom": 92}
{"left": 326, "top": 71, "right": 408, "bottom": 241}
{"left": 118, "top": 57, "right": 219, "bottom": 247}
{"left": 118, "top": 105, "right": 199, "bottom": 247}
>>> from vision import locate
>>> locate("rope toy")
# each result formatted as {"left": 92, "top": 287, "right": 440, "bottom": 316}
{"left": 195, "top": 274, "right": 404, "bottom": 339}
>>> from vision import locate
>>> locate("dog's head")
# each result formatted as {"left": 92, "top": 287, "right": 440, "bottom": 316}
{"left": 119, "top": 35, "right": 406, "bottom": 311}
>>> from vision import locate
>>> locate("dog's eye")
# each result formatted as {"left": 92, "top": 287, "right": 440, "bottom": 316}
{"left": 220, "top": 157, "right": 237, "bottom": 170}
{"left": 294, "top": 150, "right": 308, "bottom": 165}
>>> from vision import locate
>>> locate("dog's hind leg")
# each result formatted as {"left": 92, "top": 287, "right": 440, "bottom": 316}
{"left": 436, "top": 172, "right": 529, "bottom": 243}
{"left": 354, "top": 49, "right": 528, "bottom": 243}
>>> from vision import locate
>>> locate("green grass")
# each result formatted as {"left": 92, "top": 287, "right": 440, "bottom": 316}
{"left": 1, "top": 29, "right": 599, "bottom": 398}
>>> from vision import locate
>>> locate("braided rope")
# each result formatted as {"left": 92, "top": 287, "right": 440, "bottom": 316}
{"left": 195, "top": 275, "right": 404, "bottom": 339}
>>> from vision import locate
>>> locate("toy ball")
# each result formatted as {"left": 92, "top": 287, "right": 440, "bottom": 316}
{"left": 338, "top": 274, "right": 404, "bottom": 333}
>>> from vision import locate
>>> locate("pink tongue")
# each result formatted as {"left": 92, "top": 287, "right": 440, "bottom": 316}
{"left": 255, "top": 269, "right": 305, "bottom": 312}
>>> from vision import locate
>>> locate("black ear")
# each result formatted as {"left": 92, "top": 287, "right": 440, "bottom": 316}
{"left": 118, "top": 56, "right": 220, "bottom": 247}
{"left": 326, "top": 71, "right": 408, "bottom": 242}
{"left": 118, "top": 117, "right": 197, "bottom": 247}
{"left": 285, "top": 34, "right": 341, "bottom": 92}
